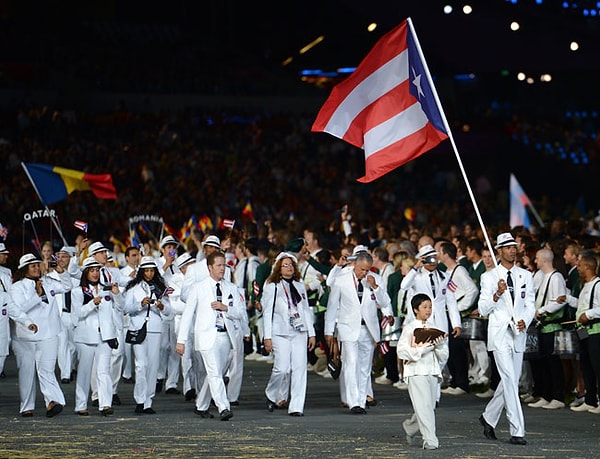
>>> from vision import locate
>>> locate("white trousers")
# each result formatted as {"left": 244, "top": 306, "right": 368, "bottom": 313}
{"left": 483, "top": 347, "right": 525, "bottom": 437}
{"left": 226, "top": 334, "right": 245, "bottom": 403}
{"left": 406, "top": 374, "right": 439, "bottom": 448}
{"left": 75, "top": 341, "right": 112, "bottom": 411}
{"left": 469, "top": 340, "right": 490, "bottom": 384}
{"left": 132, "top": 332, "right": 162, "bottom": 409}
{"left": 57, "top": 312, "right": 76, "bottom": 380}
{"left": 12, "top": 337, "right": 65, "bottom": 413}
{"left": 197, "top": 332, "right": 232, "bottom": 412}
{"left": 340, "top": 325, "right": 374, "bottom": 409}
{"left": 265, "top": 332, "right": 308, "bottom": 413}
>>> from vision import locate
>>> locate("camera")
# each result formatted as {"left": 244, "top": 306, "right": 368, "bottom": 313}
{"left": 149, "top": 299, "right": 156, "bottom": 304}
{"left": 423, "top": 255, "right": 437, "bottom": 264}
{"left": 48, "top": 261, "right": 58, "bottom": 268}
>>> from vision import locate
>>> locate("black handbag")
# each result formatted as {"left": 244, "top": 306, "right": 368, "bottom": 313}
{"left": 126, "top": 304, "right": 150, "bottom": 345}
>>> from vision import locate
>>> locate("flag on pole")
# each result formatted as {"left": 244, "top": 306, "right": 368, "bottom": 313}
{"left": 0, "top": 222, "right": 8, "bottom": 240}
{"left": 312, "top": 18, "right": 448, "bottom": 183}
{"left": 510, "top": 173, "right": 532, "bottom": 229}
{"left": 22, "top": 162, "right": 117, "bottom": 205}
{"left": 241, "top": 201, "right": 255, "bottom": 221}
{"left": 74, "top": 220, "right": 88, "bottom": 232}
{"left": 223, "top": 219, "right": 235, "bottom": 229}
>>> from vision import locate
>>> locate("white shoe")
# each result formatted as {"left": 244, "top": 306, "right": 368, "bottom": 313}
{"left": 307, "top": 363, "right": 316, "bottom": 372}
{"left": 441, "top": 386, "right": 466, "bottom": 395}
{"left": 475, "top": 388, "right": 495, "bottom": 398}
{"left": 570, "top": 396, "right": 585, "bottom": 408}
{"left": 520, "top": 394, "right": 536, "bottom": 403}
{"left": 587, "top": 405, "right": 600, "bottom": 414}
{"left": 571, "top": 402, "right": 596, "bottom": 412}
{"left": 375, "top": 375, "right": 393, "bottom": 385}
{"left": 528, "top": 398, "right": 549, "bottom": 408}
{"left": 393, "top": 380, "right": 409, "bottom": 390}
{"left": 542, "top": 399, "right": 565, "bottom": 410}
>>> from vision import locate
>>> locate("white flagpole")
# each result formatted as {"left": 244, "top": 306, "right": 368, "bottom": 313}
{"left": 407, "top": 18, "right": 519, "bottom": 317}
{"left": 527, "top": 201, "right": 544, "bottom": 228}
{"left": 21, "top": 162, "right": 69, "bottom": 247}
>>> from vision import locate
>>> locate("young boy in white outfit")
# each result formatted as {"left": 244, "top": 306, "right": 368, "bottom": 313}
{"left": 397, "top": 293, "right": 449, "bottom": 450}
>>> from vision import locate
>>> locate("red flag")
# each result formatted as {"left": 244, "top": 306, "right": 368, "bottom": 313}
{"left": 311, "top": 19, "right": 448, "bottom": 183}
{"left": 380, "top": 316, "right": 390, "bottom": 329}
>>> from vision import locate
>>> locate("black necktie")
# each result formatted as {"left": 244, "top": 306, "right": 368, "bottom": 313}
{"left": 64, "top": 291, "right": 72, "bottom": 313}
{"left": 507, "top": 271, "right": 514, "bottom": 302}
{"left": 216, "top": 282, "right": 222, "bottom": 302}
{"left": 243, "top": 259, "right": 249, "bottom": 293}
{"left": 429, "top": 273, "right": 437, "bottom": 298}
{"left": 357, "top": 280, "right": 364, "bottom": 301}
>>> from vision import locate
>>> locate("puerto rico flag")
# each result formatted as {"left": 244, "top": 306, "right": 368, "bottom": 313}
{"left": 312, "top": 18, "right": 448, "bottom": 183}
{"left": 74, "top": 220, "right": 88, "bottom": 232}
{"left": 447, "top": 278, "right": 457, "bottom": 293}
{"left": 223, "top": 218, "right": 235, "bottom": 229}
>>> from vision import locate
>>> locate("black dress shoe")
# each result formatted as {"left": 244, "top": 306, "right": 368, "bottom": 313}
{"left": 289, "top": 412, "right": 304, "bottom": 417}
{"left": 266, "top": 399, "right": 276, "bottom": 412}
{"left": 21, "top": 410, "right": 33, "bottom": 417}
{"left": 185, "top": 389, "right": 196, "bottom": 401}
{"left": 112, "top": 394, "right": 122, "bottom": 405}
{"left": 101, "top": 407, "right": 114, "bottom": 416}
{"left": 509, "top": 436, "right": 527, "bottom": 445}
{"left": 220, "top": 409, "right": 233, "bottom": 421}
{"left": 194, "top": 409, "right": 214, "bottom": 418}
{"left": 479, "top": 415, "right": 497, "bottom": 440}
{"left": 75, "top": 410, "right": 89, "bottom": 416}
{"left": 366, "top": 397, "right": 377, "bottom": 407}
{"left": 135, "top": 404, "right": 144, "bottom": 414}
{"left": 230, "top": 400, "right": 240, "bottom": 406}
{"left": 0, "top": 371, "right": 6, "bottom": 378}
{"left": 46, "top": 402, "right": 63, "bottom": 418}
{"left": 92, "top": 399, "right": 99, "bottom": 407}
{"left": 61, "top": 378, "right": 70, "bottom": 384}
{"left": 143, "top": 407, "right": 156, "bottom": 414}
{"left": 350, "top": 406, "right": 367, "bottom": 414}
{"left": 165, "top": 388, "right": 181, "bottom": 395}
{"left": 156, "top": 379, "right": 164, "bottom": 393}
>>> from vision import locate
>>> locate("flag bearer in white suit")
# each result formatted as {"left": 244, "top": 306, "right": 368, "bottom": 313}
{"left": 124, "top": 256, "right": 173, "bottom": 414}
{"left": 176, "top": 251, "right": 245, "bottom": 421}
{"left": 9, "top": 253, "right": 71, "bottom": 417}
{"left": 262, "top": 252, "right": 316, "bottom": 416}
{"left": 325, "top": 251, "right": 394, "bottom": 414}
{"left": 71, "top": 257, "right": 124, "bottom": 416}
{"left": 478, "top": 232, "right": 535, "bottom": 446}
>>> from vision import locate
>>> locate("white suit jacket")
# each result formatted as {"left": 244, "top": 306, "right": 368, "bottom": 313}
{"left": 72, "top": 284, "right": 124, "bottom": 344}
{"left": 124, "top": 281, "right": 173, "bottom": 333}
{"left": 177, "top": 276, "right": 245, "bottom": 352}
{"left": 9, "top": 271, "right": 71, "bottom": 341}
{"left": 478, "top": 265, "right": 535, "bottom": 352}
{"left": 325, "top": 269, "right": 392, "bottom": 343}
{"left": 262, "top": 280, "right": 316, "bottom": 339}
{"left": 401, "top": 267, "right": 461, "bottom": 333}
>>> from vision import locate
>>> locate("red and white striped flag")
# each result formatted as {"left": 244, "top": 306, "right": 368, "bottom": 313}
{"left": 447, "top": 279, "right": 457, "bottom": 293}
{"left": 253, "top": 281, "right": 260, "bottom": 298}
{"left": 378, "top": 341, "right": 390, "bottom": 355}
{"left": 74, "top": 220, "right": 88, "bottom": 232}
{"left": 380, "top": 315, "right": 390, "bottom": 329}
{"left": 223, "top": 218, "right": 235, "bottom": 229}
{"left": 312, "top": 18, "right": 448, "bottom": 183}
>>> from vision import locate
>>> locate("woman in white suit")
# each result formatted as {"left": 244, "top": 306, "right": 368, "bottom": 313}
{"left": 124, "top": 256, "right": 173, "bottom": 414}
{"left": 72, "top": 257, "right": 123, "bottom": 416}
{"left": 263, "top": 252, "right": 316, "bottom": 416}
{"left": 9, "top": 253, "right": 71, "bottom": 417}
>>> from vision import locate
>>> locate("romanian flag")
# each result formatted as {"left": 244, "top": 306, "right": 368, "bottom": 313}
{"left": 22, "top": 162, "right": 117, "bottom": 205}
{"left": 241, "top": 201, "right": 254, "bottom": 221}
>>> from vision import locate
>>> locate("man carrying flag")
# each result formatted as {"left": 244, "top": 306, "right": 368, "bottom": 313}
{"left": 312, "top": 18, "right": 448, "bottom": 183}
